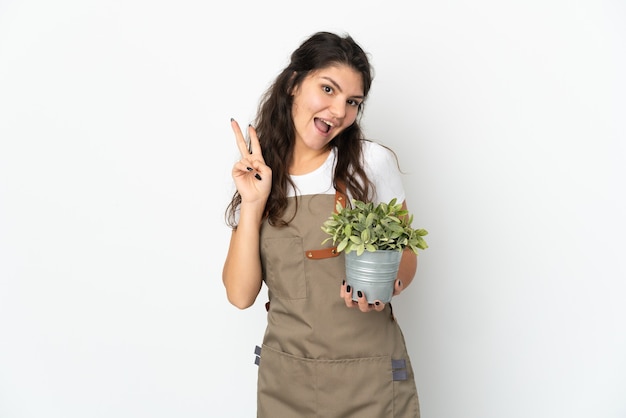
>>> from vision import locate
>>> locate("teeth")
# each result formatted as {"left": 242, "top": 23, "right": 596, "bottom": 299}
{"left": 320, "top": 118, "right": 334, "bottom": 127}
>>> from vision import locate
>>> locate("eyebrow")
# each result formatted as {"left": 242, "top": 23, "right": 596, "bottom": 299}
{"left": 321, "top": 76, "right": 365, "bottom": 100}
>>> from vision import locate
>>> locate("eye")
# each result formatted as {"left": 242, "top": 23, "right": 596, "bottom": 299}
{"left": 347, "top": 99, "right": 362, "bottom": 107}
{"left": 323, "top": 85, "right": 333, "bottom": 94}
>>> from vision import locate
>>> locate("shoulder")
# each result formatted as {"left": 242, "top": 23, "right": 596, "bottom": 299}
{"left": 360, "top": 140, "right": 405, "bottom": 204}
{"left": 361, "top": 140, "right": 400, "bottom": 172}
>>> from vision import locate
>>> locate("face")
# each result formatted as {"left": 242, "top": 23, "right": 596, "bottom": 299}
{"left": 291, "top": 64, "right": 365, "bottom": 152}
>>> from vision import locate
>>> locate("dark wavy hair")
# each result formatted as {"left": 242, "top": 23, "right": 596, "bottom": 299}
{"left": 226, "top": 31, "right": 375, "bottom": 228}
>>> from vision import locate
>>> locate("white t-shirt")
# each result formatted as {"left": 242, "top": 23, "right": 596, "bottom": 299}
{"left": 288, "top": 140, "right": 406, "bottom": 205}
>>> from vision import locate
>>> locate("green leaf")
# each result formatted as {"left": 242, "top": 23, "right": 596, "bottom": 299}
{"left": 337, "top": 238, "right": 349, "bottom": 252}
{"left": 349, "top": 235, "right": 362, "bottom": 245}
{"left": 361, "top": 228, "right": 370, "bottom": 243}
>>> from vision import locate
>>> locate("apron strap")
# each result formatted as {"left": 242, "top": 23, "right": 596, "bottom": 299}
{"left": 334, "top": 182, "right": 348, "bottom": 210}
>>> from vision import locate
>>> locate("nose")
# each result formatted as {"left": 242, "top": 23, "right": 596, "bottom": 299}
{"left": 329, "top": 98, "right": 346, "bottom": 119}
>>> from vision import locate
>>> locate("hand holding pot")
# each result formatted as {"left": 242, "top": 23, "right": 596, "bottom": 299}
{"left": 339, "top": 279, "right": 404, "bottom": 313}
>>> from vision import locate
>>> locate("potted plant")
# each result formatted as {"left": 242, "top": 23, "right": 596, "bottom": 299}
{"left": 321, "top": 198, "right": 428, "bottom": 303}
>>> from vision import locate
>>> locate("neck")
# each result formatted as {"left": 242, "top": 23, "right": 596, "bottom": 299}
{"left": 290, "top": 147, "right": 331, "bottom": 176}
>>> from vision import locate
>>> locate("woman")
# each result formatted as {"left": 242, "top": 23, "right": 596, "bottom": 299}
{"left": 223, "top": 31, "right": 420, "bottom": 417}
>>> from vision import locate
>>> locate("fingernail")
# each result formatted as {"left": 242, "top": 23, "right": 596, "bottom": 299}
{"left": 398, "top": 280, "right": 403, "bottom": 287}
{"left": 375, "top": 301, "right": 380, "bottom": 306}
{"left": 346, "top": 285, "right": 351, "bottom": 293}
{"left": 342, "top": 280, "right": 345, "bottom": 285}
{"left": 357, "top": 290, "right": 363, "bottom": 298}
{"left": 255, "top": 173, "right": 262, "bottom": 181}
{"left": 246, "top": 167, "right": 253, "bottom": 171}
{"left": 230, "top": 117, "right": 235, "bottom": 122}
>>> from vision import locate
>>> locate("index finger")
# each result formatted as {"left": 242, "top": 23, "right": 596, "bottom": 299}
{"left": 230, "top": 118, "right": 250, "bottom": 158}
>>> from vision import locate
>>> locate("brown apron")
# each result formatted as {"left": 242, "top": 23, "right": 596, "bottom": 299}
{"left": 256, "top": 191, "right": 420, "bottom": 417}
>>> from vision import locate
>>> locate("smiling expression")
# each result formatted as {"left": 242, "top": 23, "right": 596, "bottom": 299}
{"left": 291, "top": 64, "right": 365, "bottom": 153}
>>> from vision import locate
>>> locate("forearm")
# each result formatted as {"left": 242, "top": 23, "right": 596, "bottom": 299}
{"left": 395, "top": 200, "right": 419, "bottom": 289}
{"left": 222, "top": 205, "right": 265, "bottom": 309}
{"left": 396, "top": 249, "right": 418, "bottom": 289}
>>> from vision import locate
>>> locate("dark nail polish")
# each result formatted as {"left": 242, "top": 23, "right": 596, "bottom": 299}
{"left": 375, "top": 301, "right": 380, "bottom": 306}
{"left": 357, "top": 290, "right": 363, "bottom": 298}
{"left": 246, "top": 167, "right": 253, "bottom": 171}
{"left": 346, "top": 285, "right": 351, "bottom": 293}
{"left": 398, "top": 280, "right": 402, "bottom": 287}
{"left": 342, "top": 280, "right": 345, "bottom": 285}
{"left": 255, "top": 173, "right": 262, "bottom": 181}
{"left": 230, "top": 117, "right": 234, "bottom": 122}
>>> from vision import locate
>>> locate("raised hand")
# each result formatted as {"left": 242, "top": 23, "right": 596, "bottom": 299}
{"left": 230, "top": 118, "right": 272, "bottom": 204}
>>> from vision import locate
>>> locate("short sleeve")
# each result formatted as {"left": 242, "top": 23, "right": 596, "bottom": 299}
{"left": 362, "top": 141, "right": 406, "bottom": 205}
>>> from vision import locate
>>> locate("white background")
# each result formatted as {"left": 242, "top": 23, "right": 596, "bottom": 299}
{"left": 1, "top": 0, "right": 625, "bottom": 417}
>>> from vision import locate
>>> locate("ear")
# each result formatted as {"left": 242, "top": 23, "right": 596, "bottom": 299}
{"left": 288, "top": 71, "right": 298, "bottom": 96}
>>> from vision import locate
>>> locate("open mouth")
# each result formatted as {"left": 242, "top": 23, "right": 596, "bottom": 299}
{"left": 314, "top": 117, "right": 333, "bottom": 134}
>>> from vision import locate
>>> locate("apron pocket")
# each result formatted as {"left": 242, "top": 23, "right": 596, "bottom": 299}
{"left": 316, "top": 355, "right": 394, "bottom": 417}
{"left": 257, "top": 345, "right": 316, "bottom": 417}
{"left": 258, "top": 345, "right": 394, "bottom": 417}
{"left": 262, "top": 237, "right": 307, "bottom": 300}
